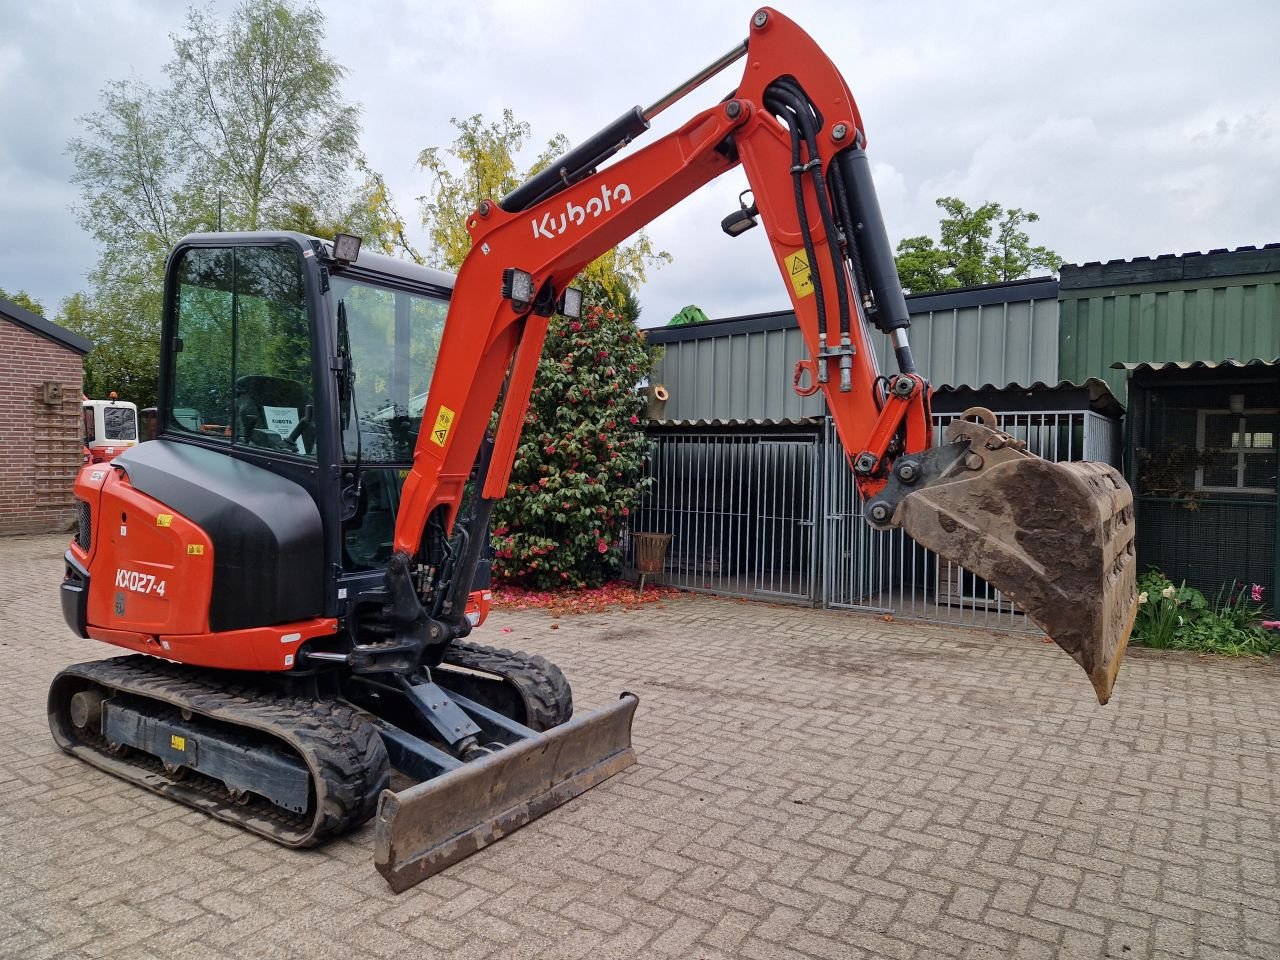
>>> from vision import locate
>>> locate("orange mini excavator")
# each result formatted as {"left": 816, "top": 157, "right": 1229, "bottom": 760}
{"left": 51, "top": 8, "right": 1136, "bottom": 892}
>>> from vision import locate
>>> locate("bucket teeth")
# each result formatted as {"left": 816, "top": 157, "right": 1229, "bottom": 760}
{"left": 895, "top": 458, "right": 1138, "bottom": 704}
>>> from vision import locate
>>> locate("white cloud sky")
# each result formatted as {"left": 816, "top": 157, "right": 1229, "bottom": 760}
{"left": 2, "top": 0, "right": 1278, "bottom": 328}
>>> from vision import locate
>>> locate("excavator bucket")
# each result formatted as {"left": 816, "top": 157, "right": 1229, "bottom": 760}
{"left": 893, "top": 455, "right": 1137, "bottom": 704}
{"left": 374, "top": 693, "right": 638, "bottom": 893}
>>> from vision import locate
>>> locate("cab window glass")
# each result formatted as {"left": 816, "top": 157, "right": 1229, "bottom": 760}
{"left": 169, "top": 245, "right": 315, "bottom": 457}
{"left": 103, "top": 406, "right": 136, "bottom": 440}
{"left": 333, "top": 277, "right": 447, "bottom": 463}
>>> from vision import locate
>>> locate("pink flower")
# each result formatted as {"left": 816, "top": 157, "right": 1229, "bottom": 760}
{"left": 629, "top": 415, "right": 639, "bottom": 425}
{"left": 597, "top": 540, "right": 608, "bottom": 554}
{"left": 1253, "top": 584, "right": 1265, "bottom": 602}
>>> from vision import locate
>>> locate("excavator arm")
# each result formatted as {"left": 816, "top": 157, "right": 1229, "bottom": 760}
{"left": 392, "top": 7, "right": 1137, "bottom": 704}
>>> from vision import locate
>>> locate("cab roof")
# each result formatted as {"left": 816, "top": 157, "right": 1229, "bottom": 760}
{"left": 175, "top": 231, "right": 457, "bottom": 293}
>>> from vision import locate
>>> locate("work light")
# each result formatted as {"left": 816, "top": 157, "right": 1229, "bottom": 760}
{"left": 559, "top": 287, "right": 584, "bottom": 318}
{"left": 501, "top": 268, "right": 535, "bottom": 309}
{"left": 332, "top": 233, "right": 362, "bottom": 263}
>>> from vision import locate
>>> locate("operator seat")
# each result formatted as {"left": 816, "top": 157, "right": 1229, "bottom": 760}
{"left": 234, "top": 375, "right": 315, "bottom": 455}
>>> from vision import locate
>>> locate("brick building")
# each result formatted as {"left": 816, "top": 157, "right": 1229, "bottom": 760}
{"left": 0, "top": 297, "right": 92, "bottom": 534}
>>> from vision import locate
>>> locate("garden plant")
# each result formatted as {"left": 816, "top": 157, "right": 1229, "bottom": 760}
{"left": 1132, "top": 567, "right": 1274, "bottom": 656}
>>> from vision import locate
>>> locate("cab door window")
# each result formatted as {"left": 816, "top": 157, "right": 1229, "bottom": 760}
{"left": 169, "top": 244, "right": 315, "bottom": 457}
{"left": 332, "top": 277, "right": 447, "bottom": 463}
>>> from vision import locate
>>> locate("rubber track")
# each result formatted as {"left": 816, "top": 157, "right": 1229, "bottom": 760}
{"left": 441, "top": 642, "right": 573, "bottom": 731}
{"left": 49, "top": 655, "right": 389, "bottom": 847}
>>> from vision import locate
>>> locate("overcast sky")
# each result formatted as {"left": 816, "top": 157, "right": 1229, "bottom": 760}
{"left": 2, "top": 0, "right": 1278, "bottom": 327}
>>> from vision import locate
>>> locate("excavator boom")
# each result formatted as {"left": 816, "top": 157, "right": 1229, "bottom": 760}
{"left": 391, "top": 8, "right": 1137, "bottom": 700}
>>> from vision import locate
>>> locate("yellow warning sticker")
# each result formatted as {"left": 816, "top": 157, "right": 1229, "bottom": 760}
{"left": 430, "top": 405, "right": 456, "bottom": 448}
{"left": 156, "top": 514, "right": 173, "bottom": 527}
{"left": 784, "top": 250, "right": 814, "bottom": 298}
{"left": 171, "top": 734, "right": 186, "bottom": 751}
{"left": 187, "top": 544, "right": 204, "bottom": 556}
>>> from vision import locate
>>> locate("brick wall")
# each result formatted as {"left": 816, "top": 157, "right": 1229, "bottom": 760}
{"left": 0, "top": 323, "right": 85, "bottom": 534}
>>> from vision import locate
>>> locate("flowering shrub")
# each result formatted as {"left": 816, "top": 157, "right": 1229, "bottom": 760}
{"left": 1132, "top": 568, "right": 1274, "bottom": 656}
{"left": 490, "top": 303, "right": 653, "bottom": 589}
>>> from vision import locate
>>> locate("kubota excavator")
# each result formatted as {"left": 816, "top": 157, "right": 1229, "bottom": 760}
{"left": 50, "top": 8, "right": 1137, "bottom": 893}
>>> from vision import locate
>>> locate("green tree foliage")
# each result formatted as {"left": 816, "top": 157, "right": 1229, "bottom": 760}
{"left": 166, "top": 1, "right": 359, "bottom": 231}
{"left": 59, "top": 290, "right": 161, "bottom": 404}
{"left": 0, "top": 287, "right": 46, "bottom": 316}
{"left": 893, "top": 197, "right": 1063, "bottom": 294}
{"left": 65, "top": 0, "right": 413, "bottom": 407}
{"left": 490, "top": 303, "right": 654, "bottom": 589}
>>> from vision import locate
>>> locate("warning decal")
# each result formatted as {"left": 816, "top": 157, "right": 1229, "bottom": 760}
{"left": 784, "top": 250, "right": 814, "bottom": 298}
{"left": 430, "top": 405, "right": 456, "bottom": 447}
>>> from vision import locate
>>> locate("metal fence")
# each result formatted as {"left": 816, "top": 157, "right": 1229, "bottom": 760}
{"left": 824, "top": 410, "right": 1121, "bottom": 630}
{"left": 628, "top": 427, "right": 821, "bottom": 602}
{"left": 631, "top": 410, "right": 1121, "bottom": 629}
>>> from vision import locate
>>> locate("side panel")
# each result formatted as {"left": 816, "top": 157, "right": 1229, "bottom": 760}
{"left": 112, "top": 440, "right": 325, "bottom": 630}
{"left": 87, "top": 471, "right": 215, "bottom": 636}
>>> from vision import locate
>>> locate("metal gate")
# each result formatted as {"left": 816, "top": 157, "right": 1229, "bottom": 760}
{"left": 823, "top": 410, "right": 1121, "bottom": 629}
{"left": 631, "top": 428, "right": 820, "bottom": 602}
{"left": 631, "top": 410, "right": 1119, "bottom": 622}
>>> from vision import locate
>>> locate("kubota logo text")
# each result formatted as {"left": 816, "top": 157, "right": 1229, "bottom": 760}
{"left": 531, "top": 183, "right": 632, "bottom": 239}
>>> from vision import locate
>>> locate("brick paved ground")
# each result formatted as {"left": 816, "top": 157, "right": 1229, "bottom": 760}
{"left": 2, "top": 533, "right": 1279, "bottom": 959}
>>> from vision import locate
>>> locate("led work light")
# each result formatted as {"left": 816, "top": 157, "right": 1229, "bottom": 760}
{"left": 332, "top": 233, "right": 362, "bottom": 263}
{"left": 501, "top": 268, "right": 535, "bottom": 309}
{"left": 558, "top": 287, "right": 584, "bottom": 318}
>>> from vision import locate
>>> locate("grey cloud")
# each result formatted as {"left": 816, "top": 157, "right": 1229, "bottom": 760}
{"left": 3, "top": 0, "right": 1277, "bottom": 331}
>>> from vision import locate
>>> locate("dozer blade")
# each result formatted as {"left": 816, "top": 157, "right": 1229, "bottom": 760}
{"left": 374, "top": 692, "right": 638, "bottom": 892}
{"left": 894, "top": 457, "right": 1137, "bottom": 704}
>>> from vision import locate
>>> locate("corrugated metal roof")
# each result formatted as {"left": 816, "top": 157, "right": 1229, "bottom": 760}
{"left": 647, "top": 416, "right": 824, "bottom": 429}
{"left": 1111, "top": 358, "right": 1280, "bottom": 372}
{"left": 649, "top": 281, "right": 1060, "bottom": 423}
{"left": 650, "top": 326, "right": 828, "bottom": 423}
{"left": 1060, "top": 243, "right": 1280, "bottom": 290}
{"left": 645, "top": 275, "right": 1058, "bottom": 345}
{"left": 934, "top": 377, "right": 1124, "bottom": 418}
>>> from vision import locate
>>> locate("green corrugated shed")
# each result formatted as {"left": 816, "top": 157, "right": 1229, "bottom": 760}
{"left": 1059, "top": 245, "right": 1280, "bottom": 398}
{"left": 646, "top": 277, "right": 1060, "bottom": 423}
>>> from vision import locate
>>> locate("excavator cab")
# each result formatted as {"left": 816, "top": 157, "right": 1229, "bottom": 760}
{"left": 154, "top": 234, "right": 454, "bottom": 579}
{"left": 82, "top": 395, "right": 139, "bottom": 464}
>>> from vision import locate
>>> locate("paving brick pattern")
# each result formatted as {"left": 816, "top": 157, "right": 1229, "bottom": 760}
{"left": 2, "top": 533, "right": 1279, "bottom": 959}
